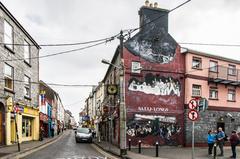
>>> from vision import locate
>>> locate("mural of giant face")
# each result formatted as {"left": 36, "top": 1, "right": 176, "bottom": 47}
{"left": 125, "top": 15, "right": 178, "bottom": 64}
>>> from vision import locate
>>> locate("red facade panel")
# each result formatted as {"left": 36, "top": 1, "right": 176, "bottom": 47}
{"left": 124, "top": 46, "right": 185, "bottom": 146}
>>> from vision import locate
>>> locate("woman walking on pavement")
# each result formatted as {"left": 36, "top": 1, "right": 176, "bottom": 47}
{"left": 229, "top": 130, "right": 239, "bottom": 159}
{"left": 207, "top": 130, "right": 216, "bottom": 156}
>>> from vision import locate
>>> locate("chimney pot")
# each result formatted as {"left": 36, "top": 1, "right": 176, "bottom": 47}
{"left": 154, "top": 2, "right": 158, "bottom": 8}
{"left": 149, "top": 3, "right": 153, "bottom": 7}
{"left": 145, "top": 0, "right": 149, "bottom": 6}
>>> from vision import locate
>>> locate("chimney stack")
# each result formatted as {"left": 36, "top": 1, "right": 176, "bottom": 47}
{"left": 139, "top": 2, "right": 169, "bottom": 32}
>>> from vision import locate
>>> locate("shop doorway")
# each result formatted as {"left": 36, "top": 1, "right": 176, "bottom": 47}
{"left": 217, "top": 122, "right": 225, "bottom": 131}
{"left": 11, "top": 118, "right": 16, "bottom": 143}
{"left": 0, "top": 102, "right": 5, "bottom": 145}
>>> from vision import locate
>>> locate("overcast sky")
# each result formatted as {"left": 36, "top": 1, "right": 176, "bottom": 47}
{"left": 2, "top": 0, "right": 240, "bottom": 121}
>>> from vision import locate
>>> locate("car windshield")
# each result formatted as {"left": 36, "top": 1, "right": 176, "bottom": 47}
{"left": 77, "top": 128, "right": 91, "bottom": 134}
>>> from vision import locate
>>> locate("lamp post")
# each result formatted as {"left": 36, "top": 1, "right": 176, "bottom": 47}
{"left": 101, "top": 30, "right": 127, "bottom": 156}
{"left": 119, "top": 31, "right": 127, "bottom": 155}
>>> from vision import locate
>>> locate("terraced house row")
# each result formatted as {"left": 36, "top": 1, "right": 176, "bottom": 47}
{"left": 0, "top": 2, "right": 73, "bottom": 146}
{"left": 81, "top": 2, "right": 240, "bottom": 148}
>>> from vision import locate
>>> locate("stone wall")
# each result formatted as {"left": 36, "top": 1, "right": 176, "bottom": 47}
{"left": 185, "top": 109, "right": 240, "bottom": 145}
{"left": 0, "top": 8, "right": 39, "bottom": 108}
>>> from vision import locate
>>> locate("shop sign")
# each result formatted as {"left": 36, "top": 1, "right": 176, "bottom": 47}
{"left": 18, "top": 106, "right": 24, "bottom": 113}
{"left": 137, "top": 106, "right": 169, "bottom": 112}
{"left": 82, "top": 115, "right": 90, "bottom": 121}
{"left": 24, "top": 107, "right": 39, "bottom": 116}
{"left": 40, "top": 113, "right": 49, "bottom": 122}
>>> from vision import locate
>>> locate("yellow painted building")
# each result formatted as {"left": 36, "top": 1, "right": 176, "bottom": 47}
{"left": 6, "top": 98, "right": 39, "bottom": 145}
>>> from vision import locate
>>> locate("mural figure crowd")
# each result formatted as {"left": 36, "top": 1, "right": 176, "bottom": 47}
{"left": 128, "top": 74, "right": 180, "bottom": 96}
{"left": 127, "top": 114, "right": 181, "bottom": 145}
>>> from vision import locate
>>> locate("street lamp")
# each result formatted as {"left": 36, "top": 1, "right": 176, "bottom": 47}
{"left": 101, "top": 59, "right": 122, "bottom": 69}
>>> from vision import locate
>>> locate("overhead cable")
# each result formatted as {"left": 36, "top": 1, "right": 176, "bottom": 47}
{"left": 1, "top": 37, "right": 116, "bottom": 62}
{"left": 0, "top": 35, "right": 118, "bottom": 47}
{"left": 0, "top": 78, "right": 97, "bottom": 87}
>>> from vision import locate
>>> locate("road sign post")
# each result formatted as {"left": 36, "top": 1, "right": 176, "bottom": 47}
{"left": 192, "top": 121, "right": 194, "bottom": 159}
{"left": 188, "top": 99, "right": 199, "bottom": 159}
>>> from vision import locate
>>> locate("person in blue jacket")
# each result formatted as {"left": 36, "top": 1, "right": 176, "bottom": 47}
{"left": 207, "top": 130, "right": 216, "bottom": 156}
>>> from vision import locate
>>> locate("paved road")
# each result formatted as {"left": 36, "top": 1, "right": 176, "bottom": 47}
{"left": 23, "top": 130, "right": 107, "bottom": 159}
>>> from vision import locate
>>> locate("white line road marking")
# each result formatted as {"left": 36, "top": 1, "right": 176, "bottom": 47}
{"left": 91, "top": 144, "right": 120, "bottom": 159}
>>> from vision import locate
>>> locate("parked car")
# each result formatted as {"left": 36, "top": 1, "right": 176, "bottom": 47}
{"left": 75, "top": 127, "right": 92, "bottom": 143}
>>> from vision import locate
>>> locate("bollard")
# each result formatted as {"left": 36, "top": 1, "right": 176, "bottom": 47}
{"left": 156, "top": 141, "right": 159, "bottom": 157}
{"left": 213, "top": 143, "right": 217, "bottom": 159}
{"left": 138, "top": 140, "right": 142, "bottom": 154}
{"left": 128, "top": 139, "right": 131, "bottom": 151}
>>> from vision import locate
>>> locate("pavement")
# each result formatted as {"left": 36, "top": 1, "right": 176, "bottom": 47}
{"left": 0, "top": 131, "right": 239, "bottom": 159}
{"left": 94, "top": 139, "right": 240, "bottom": 159}
{"left": 0, "top": 130, "right": 66, "bottom": 159}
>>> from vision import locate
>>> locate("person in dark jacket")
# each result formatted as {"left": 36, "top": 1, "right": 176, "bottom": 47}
{"left": 229, "top": 130, "right": 239, "bottom": 159}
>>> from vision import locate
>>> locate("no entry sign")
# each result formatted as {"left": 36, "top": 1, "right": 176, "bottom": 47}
{"left": 188, "top": 99, "right": 198, "bottom": 110}
{"left": 188, "top": 110, "right": 199, "bottom": 121}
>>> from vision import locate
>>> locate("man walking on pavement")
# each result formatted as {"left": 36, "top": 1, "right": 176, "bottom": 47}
{"left": 229, "top": 130, "right": 239, "bottom": 159}
{"left": 217, "top": 127, "right": 225, "bottom": 156}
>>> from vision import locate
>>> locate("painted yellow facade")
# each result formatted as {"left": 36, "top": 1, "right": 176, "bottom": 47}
{"left": 5, "top": 98, "right": 39, "bottom": 145}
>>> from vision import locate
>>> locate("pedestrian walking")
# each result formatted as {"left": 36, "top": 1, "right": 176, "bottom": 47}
{"left": 39, "top": 126, "right": 44, "bottom": 141}
{"left": 207, "top": 130, "right": 216, "bottom": 156}
{"left": 229, "top": 130, "right": 239, "bottom": 159}
{"left": 216, "top": 127, "right": 225, "bottom": 156}
{"left": 51, "top": 123, "right": 55, "bottom": 137}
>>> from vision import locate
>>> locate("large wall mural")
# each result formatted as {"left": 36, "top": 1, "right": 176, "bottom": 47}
{"left": 128, "top": 73, "right": 181, "bottom": 96}
{"left": 125, "top": 15, "right": 178, "bottom": 64}
{"left": 127, "top": 114, "right": 181, "bottom": 145}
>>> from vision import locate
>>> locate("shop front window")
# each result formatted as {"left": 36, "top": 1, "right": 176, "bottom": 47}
{"left": 22, "top": 117, "right": 32, "bottom": 137}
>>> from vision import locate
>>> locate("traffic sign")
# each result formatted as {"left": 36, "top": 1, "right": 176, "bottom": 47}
{"left": 188, "top": 110, "right": 199, "bottom": 121}
{"left": 188, "top": 99, "right": 198, "bottom": 110}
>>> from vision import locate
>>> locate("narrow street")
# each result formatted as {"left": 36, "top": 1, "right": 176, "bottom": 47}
{"left": 23, "top": 130, "right": 107, "bottom": 159}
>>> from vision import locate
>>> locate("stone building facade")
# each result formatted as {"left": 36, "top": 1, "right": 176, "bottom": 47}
{"left": 0, "top": 2, "right": 40, "bottom": 145}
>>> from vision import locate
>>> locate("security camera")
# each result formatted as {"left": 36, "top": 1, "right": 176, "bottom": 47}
{"left": 226, "top": 113, "right": 233, "bottom": 118}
